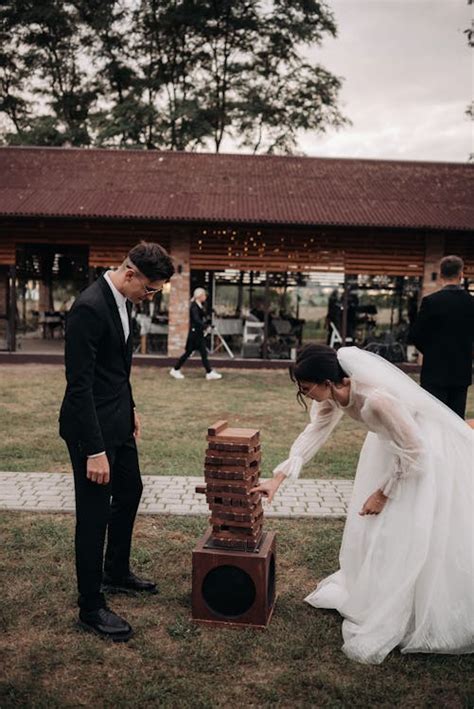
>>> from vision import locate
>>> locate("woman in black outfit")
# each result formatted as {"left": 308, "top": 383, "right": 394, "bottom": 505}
{"left": 170, "top": 288, "right": 222, "bottom": 380}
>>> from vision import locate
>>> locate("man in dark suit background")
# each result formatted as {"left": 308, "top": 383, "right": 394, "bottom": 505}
{"left": 60, "top": 241, "right": 174, "bottom": 641}
{"left": 411, "top": 255, "right": 474, "bottom": 418}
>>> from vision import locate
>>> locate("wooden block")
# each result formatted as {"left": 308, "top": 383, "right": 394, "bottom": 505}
{"left": 206, "top": 443, "right": 261, "bottom": 465}
{"left": 205, "top": 490, "right": 261, "bottom": 507}
{"left": 212, "top": 523, "right": 263, "bottom": 540}
{"left": 208, "top": 501, "right": 263, "bottom": 518}
{"left": 209, "top": 508, "right": 263, "bottom": 524}
{"left": 204, "top": 451, "right": 261, "bottom": 467}
{"left": 207, "top": 427, "right": 260, "bottom": 446}
{"left": 207, "top": 420, "right": 229, "bottom": 436}
{"left": 208, "top": 441, "right": 260, "bottom": 454}
{"left": 211, "top": 512, "right": 263, "bottom": 529}
{"left": 204, "top": 469, "right": 252, "bottom": 482}
{"left": 205, "top": 478, "right": 258, "bottom": 495}
{"left": 211, "top": 537, "right": 261, "bottom": 552}
{"left": 204, "top": 462, "right": 260, "bottom": 476}
{"left": 204, "top": 470, "right": 259, "bottom": 481}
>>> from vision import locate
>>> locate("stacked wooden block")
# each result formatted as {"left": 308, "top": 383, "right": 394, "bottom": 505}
{"left": 196, "top": 420, "right": 264, "bottom": 551}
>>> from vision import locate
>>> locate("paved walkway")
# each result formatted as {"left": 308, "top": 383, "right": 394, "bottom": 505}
{"left": 0, "top": 471, "right": 353, "bottom": 518}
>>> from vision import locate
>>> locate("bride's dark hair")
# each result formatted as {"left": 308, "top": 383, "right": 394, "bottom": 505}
{"left": 290, "top": 344, "right": 348, "bottom": 408}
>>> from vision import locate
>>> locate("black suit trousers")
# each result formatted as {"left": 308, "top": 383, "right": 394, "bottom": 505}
{"left": 67, "top": 435, "right": 143, "bottom": 611}
{"left": 174, "top": 333, "right": 211, "bottom": 373}
{"left": 421, "top": 382, "right": 468, "bottom": 419}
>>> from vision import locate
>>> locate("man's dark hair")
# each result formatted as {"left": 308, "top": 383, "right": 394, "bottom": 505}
{"left": 128, "top": 241, "right": 175, "bottom": 281}
{"left": 440, "top": 255, "right": 464, "bottom": 279}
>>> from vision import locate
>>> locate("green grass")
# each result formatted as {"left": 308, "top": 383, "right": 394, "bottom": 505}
{"left": 0, "top": 364, "right": 473, "bottom": 478}
{"left": 0, "top": 512, "right": 472, "bottom": 708}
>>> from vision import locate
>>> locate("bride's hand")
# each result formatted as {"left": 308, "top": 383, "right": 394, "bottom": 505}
{"left": 359, "top": 489, "right": 388, "bottom": 516}
{"left": 250, "top": 476, "right": 283, "bottom": 504}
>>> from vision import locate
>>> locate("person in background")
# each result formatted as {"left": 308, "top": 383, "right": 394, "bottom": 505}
{"left": 411, "top": 255, "right": 474, "bottom": 418}
{"left": 170, "top": 288, "right": 222, "bottom": 380}
{"left": 326, "top": 289, "right": 342, "bottom": 344}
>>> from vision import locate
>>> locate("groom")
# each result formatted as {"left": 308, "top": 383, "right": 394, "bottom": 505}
{"left": 411, "top": 254, "right": 474, "bottom": 418}
{"left": 60, "top": 241, "right": 174, "bottom": 641}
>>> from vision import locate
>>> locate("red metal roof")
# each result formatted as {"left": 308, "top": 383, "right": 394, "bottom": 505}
{"left": 0, "top": 146, "right": 472, "bottom": 231}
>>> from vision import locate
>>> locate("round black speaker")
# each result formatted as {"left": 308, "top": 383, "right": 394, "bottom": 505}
{"left": 202, "top": 565, "right": 256, "bottom": 617}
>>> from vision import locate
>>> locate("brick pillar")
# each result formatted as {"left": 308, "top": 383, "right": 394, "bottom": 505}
{"left": 167, "top": 232, "right": 190, "bottom": 357}
{"left": 421, "top": 233, "right": 445, "bottom": 299}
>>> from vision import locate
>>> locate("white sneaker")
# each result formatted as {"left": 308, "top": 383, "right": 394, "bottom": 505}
{"left": 206, "top": 370, "right": 222, "bottom": 380}
{"left": 170, "top": 368, "right": 185, "bottom": 380}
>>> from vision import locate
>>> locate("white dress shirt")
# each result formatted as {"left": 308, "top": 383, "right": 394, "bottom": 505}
{"left": 104, "top": 270, "right": 130, "bottom": 341}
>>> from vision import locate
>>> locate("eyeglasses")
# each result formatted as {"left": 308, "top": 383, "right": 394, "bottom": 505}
{"left": 126, "top": 263, "right": 163, "bottom": 296}
{"left": 142, "top": 282, "right": 163, "bottom": 296}
{"left": 301, "top": 383, "right": 319, "bottom": 398}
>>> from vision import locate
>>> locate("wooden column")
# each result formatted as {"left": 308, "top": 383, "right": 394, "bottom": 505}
{"left": 341, "top": 277, "right": 349, "bottom": 345}
{"left": 7, "top": 265, "right": 16, "bottom": 352}
{"left": 262, "top": 276, "right": 270, "bottom": 359}
{"left": 167, "top": 232, "right": 191, "bottom": 357}
{"left": 421, "top": 233, "right": 445, "bottom": 299}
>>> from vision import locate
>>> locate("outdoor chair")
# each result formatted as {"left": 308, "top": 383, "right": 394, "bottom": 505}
{"left": 328, "top": 321, "right": 353, "bottom": 349}
{"left": 241, "top": 320, "right": 264, "bottom": 358}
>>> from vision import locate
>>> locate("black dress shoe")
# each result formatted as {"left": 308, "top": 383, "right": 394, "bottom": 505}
{"left": 102, "top": 571, "right": 158, "bottom": 595}
{"left": 78, "top": 607, "right": 133, "bottom": 642}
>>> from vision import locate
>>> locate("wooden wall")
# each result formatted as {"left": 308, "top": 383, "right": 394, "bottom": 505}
{"left": 0, "top": 217, "right": 472, "bottom": 277}
{"left": 0, "top": 219, "right": 172, "bottom": 268}
{"left": 189, "top": 224, "right": 426, "bottom": 276}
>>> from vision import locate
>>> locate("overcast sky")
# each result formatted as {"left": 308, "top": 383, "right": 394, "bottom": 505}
{"left": 297, "top": 0, "right": 472, "bottom": 163}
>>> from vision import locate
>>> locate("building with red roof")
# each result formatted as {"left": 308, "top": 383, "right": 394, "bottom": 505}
{"left": 0, "top": 146, "right": 472, "bottom": 358}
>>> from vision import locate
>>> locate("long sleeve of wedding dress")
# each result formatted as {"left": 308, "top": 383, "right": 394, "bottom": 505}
{"left": 272, "top": 400, "right": 344, "bottom": 480}
{"left": 362, "top": 389, "right": 425, "bottom": 498}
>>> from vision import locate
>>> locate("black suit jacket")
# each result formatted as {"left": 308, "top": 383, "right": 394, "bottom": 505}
{"left": 189, "top": 301, "right": 207, "bottom": 336}
{"left": 59, "top": 275, "right": 135, "bottom": 455}
{"left": 185, "top": 301, "right": 208, "bottom": 348}
{"left": 411, "top": 286, "right": 474, "bottom": 387}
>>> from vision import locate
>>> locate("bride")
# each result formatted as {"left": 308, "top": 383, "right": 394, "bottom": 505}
{"left": 252, "top": 344, "right": 474, "bottom": 664}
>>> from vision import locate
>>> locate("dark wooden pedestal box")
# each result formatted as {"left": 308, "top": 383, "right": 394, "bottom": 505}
{"left": 192, "top": 529, "right": 276, "bottom": 628}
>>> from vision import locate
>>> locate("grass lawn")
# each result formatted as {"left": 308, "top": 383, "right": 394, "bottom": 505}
{"left": 1, "top": 511, "right": 472, "bottom": 708}
{"left": 0, "top": 364, "right": 366, "bottom": 477}
{"left": 1, "top": 364, "right": 472, "bottom": 478}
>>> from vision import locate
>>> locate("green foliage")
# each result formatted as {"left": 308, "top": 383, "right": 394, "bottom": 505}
{"left": 0, "top": 0, "right": 349, "bottom": 152}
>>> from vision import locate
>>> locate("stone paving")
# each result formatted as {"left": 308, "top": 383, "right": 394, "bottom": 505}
{"left": 0, "top": 471, "right": 353, "bottom": 518}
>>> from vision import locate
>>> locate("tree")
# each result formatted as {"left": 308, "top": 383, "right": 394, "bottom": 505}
{"left": 1, "top": 0, "right": 97, "bottom": 146}
{"left": 0, "top": 0, "right": 349, "bottom": 153}
{"left": 465, "top": 0, "right": 473, "bottom": 161}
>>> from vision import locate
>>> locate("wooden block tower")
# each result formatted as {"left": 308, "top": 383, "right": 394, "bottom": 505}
{"left": 192, "top": 421, "right": 276, "bottom": 628}
{"left": 197, "top": 420, "right": 264, "bottom": 551}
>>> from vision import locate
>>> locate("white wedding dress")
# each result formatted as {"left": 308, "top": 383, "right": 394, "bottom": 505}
{"left": 274, "top": 346, "right": 474, "bottom": 664}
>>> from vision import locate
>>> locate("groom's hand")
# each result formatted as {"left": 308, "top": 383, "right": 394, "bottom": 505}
{"left": 133, "top": 409, "right": 141, "bottom": 440}
{"left": 359, "top": 489, "right": 387, "bottom": 516}
{"left": 86, "top": 453, "right": 110, "bottom": 485}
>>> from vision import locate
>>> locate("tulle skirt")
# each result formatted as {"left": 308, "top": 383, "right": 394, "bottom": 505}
{"left": 305, "top": 417, "right": 474, "bottom": 664}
